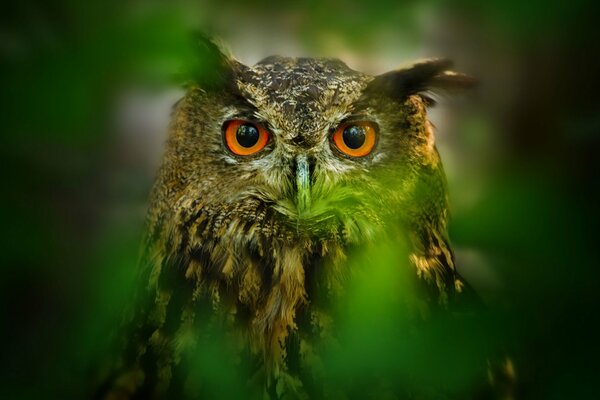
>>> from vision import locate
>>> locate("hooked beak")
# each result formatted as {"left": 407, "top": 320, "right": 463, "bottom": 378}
{"left": 295, "top": 154, "right": 311, "bottom": 213}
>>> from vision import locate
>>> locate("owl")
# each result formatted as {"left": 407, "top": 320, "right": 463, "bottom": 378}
{"left": 99, "top": 37, "right": 477, "bottom": 399}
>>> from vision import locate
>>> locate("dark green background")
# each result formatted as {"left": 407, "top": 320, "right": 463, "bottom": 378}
{"left": 1, "top": 0, "right": 598, "bottom": 398}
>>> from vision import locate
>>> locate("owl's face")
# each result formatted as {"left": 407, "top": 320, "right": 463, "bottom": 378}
{"left": 157, "top": 52, "right": 471, "bottom": 245}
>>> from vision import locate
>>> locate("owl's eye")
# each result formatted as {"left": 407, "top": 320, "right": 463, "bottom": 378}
{"left": 224, "top": 120, "right": 270, "bottom": 156}
{"left": 332, "top": 121, "right": 377, "bottom": 157}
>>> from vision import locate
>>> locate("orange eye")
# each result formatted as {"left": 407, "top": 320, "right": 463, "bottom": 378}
{"left": 224, "top": 120, "right": 270, "bottom": 156}
{"left": 332, "top": 121, "right": 377, "bottom": 157}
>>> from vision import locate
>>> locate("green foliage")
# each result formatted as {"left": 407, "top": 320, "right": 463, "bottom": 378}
{"left": 1, "top": 0, "right": 598, "bottom": 398}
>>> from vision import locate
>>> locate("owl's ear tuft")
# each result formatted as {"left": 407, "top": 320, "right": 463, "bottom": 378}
{"left": 181, "top": 33, "right": 249, "bottom": 92}
{"left": 365, "top": 58, "right": 477, "bottom": 106}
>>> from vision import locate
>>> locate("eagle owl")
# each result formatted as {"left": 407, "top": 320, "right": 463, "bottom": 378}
{"left": 101, "top": 38, "right": 476, "bottom": 399}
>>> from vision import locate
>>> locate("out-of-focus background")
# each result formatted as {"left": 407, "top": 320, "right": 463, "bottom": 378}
{"left": 1, "top": 0, "right": 598, "bottom": 398}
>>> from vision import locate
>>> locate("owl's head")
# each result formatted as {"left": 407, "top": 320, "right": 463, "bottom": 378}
{"left": 150, "top": 38, "right": 474, "bottom": 248}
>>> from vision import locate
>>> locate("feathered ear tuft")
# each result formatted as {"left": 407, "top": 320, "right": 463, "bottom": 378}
{"left": 180, "top": 33, "right": 249, "bottom": 91}
{"left": 364, "top": 58, "right": 477, "bottom": 105}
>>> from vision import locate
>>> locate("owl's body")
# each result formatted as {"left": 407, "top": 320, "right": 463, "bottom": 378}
{"left": 101, "top": 42, "right": 475, "bottom": 399}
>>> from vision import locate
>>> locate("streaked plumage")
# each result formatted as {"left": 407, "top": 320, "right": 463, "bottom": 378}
{"left": 99, "top": 37, "right": 476, "bottom": 399}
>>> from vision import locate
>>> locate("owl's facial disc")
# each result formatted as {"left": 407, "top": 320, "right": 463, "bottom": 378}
{"left": 227, "top": 57, "right": 389, "bottom": 228}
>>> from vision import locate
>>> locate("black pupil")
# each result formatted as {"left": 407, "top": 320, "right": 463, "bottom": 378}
{"left": 236, "top": 124, "right": 259, "bottom": 148}
{"left": 342, "top": 125, "right": 366, "bottom": 149}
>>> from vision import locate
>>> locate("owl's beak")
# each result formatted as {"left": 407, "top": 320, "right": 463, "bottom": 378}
{"left": 295, "top": 154, "right": 311, "bottom": 213}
